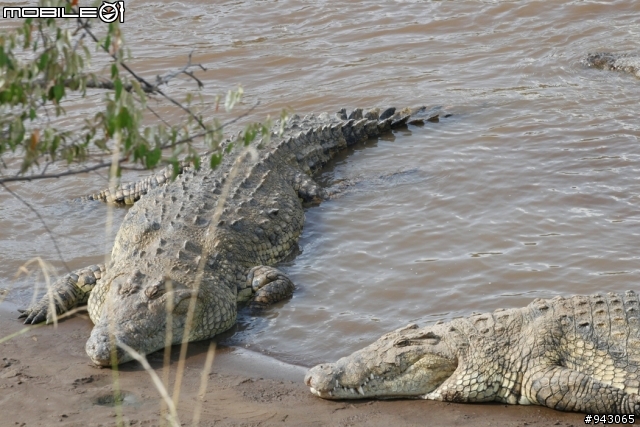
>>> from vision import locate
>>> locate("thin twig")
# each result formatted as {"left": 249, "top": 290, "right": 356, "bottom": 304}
{"left": 71, "top": 31, "right": 86, "bottom": 53}
{"left": 191, "top": 341, "right": 217, "bottom": 427}
{"left": 73, "top": 15, "right": 207, "bottom": 130}
{"left": 155, "top": 51, "right": 207, "bottom": 89}
{"left": 146, "top": 103, "right": 173, "bottom": 128}
{"left": 0, "top": 183, "right": 70, "bottom": 273}
{"left": 172, "top": 144, "right": 258, "bottom": 406}
{"left": 117, "top": 342, "right": 181, "bottom": 427}
{"left": 0, "top": 161, "right": 117, "bottom": 183}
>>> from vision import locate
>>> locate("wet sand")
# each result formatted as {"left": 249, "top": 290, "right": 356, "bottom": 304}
{"left": 0, "top": 303, "right": 585, "bottom": 427}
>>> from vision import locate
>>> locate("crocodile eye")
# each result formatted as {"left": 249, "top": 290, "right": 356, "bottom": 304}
{"left": 416, "top": 331, "right": 441, "bottom": 345}
{"left": 145, "top": 282, "right": 165, "bottom": 299}
{"left": 394, "top": 339, "right": 411, "bottom": 348}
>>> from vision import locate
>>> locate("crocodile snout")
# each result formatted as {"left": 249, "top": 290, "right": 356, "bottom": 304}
{"left": 305, "top": 363, "right": 340, "bottom": 398}
{"left": 85, "top": 327, "right": 128, "bottom": 366}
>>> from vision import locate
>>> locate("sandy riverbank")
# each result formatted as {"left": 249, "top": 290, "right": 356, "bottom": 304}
{"left": 0, "top": 302, "right": 584, "bottom": 427}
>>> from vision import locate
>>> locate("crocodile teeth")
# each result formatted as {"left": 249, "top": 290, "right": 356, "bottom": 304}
{"left": 328, "top": 391, "right": 332, "bottom": 397}
{"left": 358, "top": 386, "right": 365, "bottom": 396}
{"left": 336, "top": 380, "right": 340, "bottom": 388}
{"left": 370, "top": 373, "right": 375, "bottom": 380}
{"left": 349, "top": 388, "right": 355, "bottom": 394}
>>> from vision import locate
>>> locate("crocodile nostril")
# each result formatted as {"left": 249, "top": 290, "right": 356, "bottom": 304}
{"left": 304, "top": 372, "right": 313, "bottom": 387}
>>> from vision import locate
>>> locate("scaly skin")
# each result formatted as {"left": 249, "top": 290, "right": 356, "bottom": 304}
{"left": 585, "top": 52, "right": 640, "bottom": 78}
{"left": 305, "top": 292, "right": 640, "bottom": 415}
{"left": 19, "top": 106, "right": 438, "bottom": 366}
{"left": 86, "top": 164, "right": 186, "bottom": 205}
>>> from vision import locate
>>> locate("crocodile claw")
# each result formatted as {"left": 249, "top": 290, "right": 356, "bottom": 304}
{"left": 18, "top": 305, "right": 51, "bottom": 325}
{"left": 17, "top": 265, "right": 103, "bottom": 326}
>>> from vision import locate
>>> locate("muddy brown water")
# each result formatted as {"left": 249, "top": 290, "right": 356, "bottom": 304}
{"left": 1, "top": 1, "right": 639, "bottom": 367}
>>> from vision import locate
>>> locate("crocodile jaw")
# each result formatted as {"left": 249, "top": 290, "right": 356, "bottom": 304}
{"left": 85, "top": 304, "right": 176, "bottom": 366}
{"left": 305, "top": 324, "right": 457, "bottom": 399}
{"left": 84, "top": 273, "right": 203, "bottom": 366}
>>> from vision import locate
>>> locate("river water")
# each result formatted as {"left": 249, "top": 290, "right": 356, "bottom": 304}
{"left": 1, "top": 1, "right": 639, "bottom": 366}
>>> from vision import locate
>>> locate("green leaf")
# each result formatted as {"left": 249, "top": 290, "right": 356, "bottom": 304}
{"left": 0, "top": 49, "right": 11, "bottom": 70}
{"left": 37, "top": 52, "right": 49, "bottom": 72}
{"left": 243, "top": 126, "right": 257, "bottom": 146}
{"left": 210, "top": 153, "right": 222, "bottom": 169}
{"left": 145, "top": 147, "right": 161, "bottom": 169}
{"left": 117, "top": 107, "right": 132, "bottom": 129}
{"left": 192, "top": 155, "right": 201, "bottom": 170}
{"left": 104, "top": 34, "right": 111, "bottom": 53}
{"left": 53, "top": 83, "right": 64, "bottom": 103}
{"left": 50, "top": 135, "right": 60, "bottom": 158}
{"left": 114, "top": 78, "right": 123, "bottom": 101}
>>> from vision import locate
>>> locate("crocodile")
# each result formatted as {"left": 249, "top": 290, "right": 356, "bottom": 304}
{"left": 18, "top": 105, "right": 438, "bottom": 366}
{"left": 305, "top": 291, "right": 640, "bottom": 415}
{"left": 585, "top": 52, "right": 640, "bottom": 78}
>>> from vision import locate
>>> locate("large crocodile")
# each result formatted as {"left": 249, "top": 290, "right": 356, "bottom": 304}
{"left": 18, "top": 105, "right": 437, "bottom": 366}
{"left": 305, "top": 292, "right": 640, "bottom": 415}
{"left": 585, "top": 52, "right": 640, "bottom": 78}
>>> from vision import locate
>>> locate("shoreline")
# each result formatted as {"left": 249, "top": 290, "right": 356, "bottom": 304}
{"left": 0, "top": 302, "right": 584, "bottom": 426}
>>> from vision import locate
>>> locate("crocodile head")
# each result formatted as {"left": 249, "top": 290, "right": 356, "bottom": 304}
{"left": 84, "top": 267, "right": 231, "bottom": 366}
{"left": 305, "top": 323, "right": 457, "bottom": 399}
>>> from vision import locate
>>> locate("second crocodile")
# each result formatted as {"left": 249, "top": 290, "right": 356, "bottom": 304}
{"left": 305, "top": 291, "right": 640, "bottom": 415}
{"left": 585, "top": 52, "right": 640, "bottom": 78}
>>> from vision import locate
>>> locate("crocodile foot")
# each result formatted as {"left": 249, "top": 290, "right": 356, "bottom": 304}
{"left": 246, "top": 265, "right": 295, "bottom": 310}
{"left": 18, "top": 285, "right": 79, "bottom": 325}
{"left": 18, "top": 303, "right": 51, "bottom": 325}
{"left": 18, "top": 265, "right": 103, "bottom": 324}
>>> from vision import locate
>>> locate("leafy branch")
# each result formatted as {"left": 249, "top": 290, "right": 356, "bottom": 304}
{"left": 0, "top": 0, "right": 278, "bottom": 185}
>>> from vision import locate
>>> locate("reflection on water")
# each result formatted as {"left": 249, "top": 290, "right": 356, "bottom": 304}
{"left": 1, "top": 1, "right": 639, "bottom": 365}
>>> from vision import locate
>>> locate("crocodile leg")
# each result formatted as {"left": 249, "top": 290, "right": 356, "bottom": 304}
{"left": 424, "top": 362, "right": 500, "bottom": 403}
{"left": 288, "top": 169, "right": 327, "bottom": 204}
{"left": 526, "top": 366, "right": 640, "bottom": 415}
{"left": 246, "top": 265, "right": 295, "bottom": 310}
{"left": 18, "top": 264, "right": 105, "bottom": 324}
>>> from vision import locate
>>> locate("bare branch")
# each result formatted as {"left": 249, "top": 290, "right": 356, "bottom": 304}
{"left": 72, "top": 15, "right": 207, "bottom": 129}
{"left": 154, "top": 51, "right": 207, "bottom": 89}
{"left": 71, "top": 31, "right": 86, "bottom": 53}
{"left": 84, "top": 77, "right": 155, "bottom": 93}
{"left": 0, "top": 183, "right": 70, "bottom": 273}
{"left": 0, "top": 161, "right": 117, "bottom": 183}
{"left": 145, "top": 103, "right": 173, "bottom": 128}
{"left": 29, "top": 76, "right": 156, "bottom": 93}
